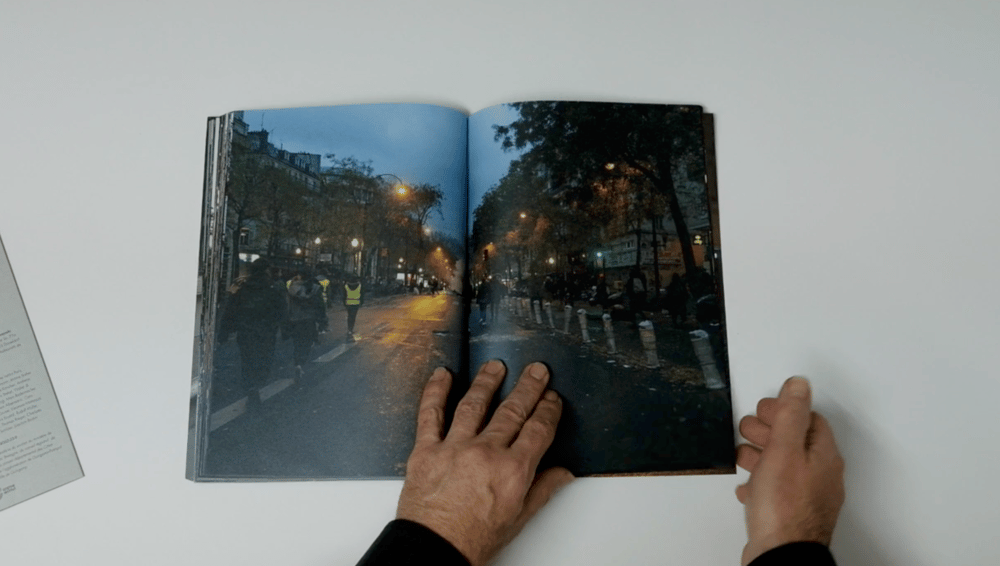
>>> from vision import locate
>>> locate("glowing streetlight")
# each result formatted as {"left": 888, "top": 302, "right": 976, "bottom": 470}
{"left": 519, "top": 212, "right": 527, "bottom": 219}
{"left": 295, "top": 248, "right": 302, "bottom": 255}
{"left": 314, "top": 237, "right": 321, "bottom": 244}
{"left": 351, "top": 238, "right": 360, "bottom": 248}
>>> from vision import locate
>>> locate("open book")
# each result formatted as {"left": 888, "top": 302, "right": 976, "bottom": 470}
{"left": 187, "top": 101, "right": 734, "bottom": 481}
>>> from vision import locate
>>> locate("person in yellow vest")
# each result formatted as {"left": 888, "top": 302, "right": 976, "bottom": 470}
{"left": 344, "top": 273, "right": 364, "bottom": 342}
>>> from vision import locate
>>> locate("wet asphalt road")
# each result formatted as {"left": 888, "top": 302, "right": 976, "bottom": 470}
{"left": 199, "top": 294, "right": 734, "bottom": 480}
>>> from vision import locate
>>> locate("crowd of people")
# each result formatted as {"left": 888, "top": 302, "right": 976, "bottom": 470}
{"left": 219, "top": 260, "right": 372, "bottom": 403}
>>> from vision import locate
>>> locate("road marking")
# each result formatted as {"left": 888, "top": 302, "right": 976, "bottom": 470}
{"left": 209, "top": 378, "right": 296, "bottom": 432}
{"left": 313, "top": 342, "right": 355, "bottom": 363}
{"left": 469, "top": 333, "right": 530, "bottom": 343}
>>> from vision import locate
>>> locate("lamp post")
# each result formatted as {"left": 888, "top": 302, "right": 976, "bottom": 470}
{"left": 351, "top": 238, "right": 361, "bottom": 275}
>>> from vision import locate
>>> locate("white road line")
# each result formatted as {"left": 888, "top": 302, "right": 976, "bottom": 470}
{"left": 469, "top": 334, "right": 530, "bottom": 343}
{"left": 209, "top": 378, "right": 296, "bottom": 432}
{"left": 313, "top": 342, "right": 354, "bottom": 363}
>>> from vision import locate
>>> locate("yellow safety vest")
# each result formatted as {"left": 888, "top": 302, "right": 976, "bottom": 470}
{"left": 345, "top": 284, "right": 362, "bottom": 305}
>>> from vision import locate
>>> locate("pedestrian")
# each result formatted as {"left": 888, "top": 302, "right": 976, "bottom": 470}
{"left": 489, "top": 278, "right": 504, "bottom": 321}
{"left": 626, "top": 266, "right": 648, "bottom": 324}
{"left": 219, "top": 259, "right": 286, "bottom": 406}
{"left": 286, "top": 269, "right": 326, "bottom": 377}
{"left": 343, "top": 273, "right": 364, "bottom": 341}
{"left": 593, "top": 274, "right": 610, "bottom": 311}
{"left": 475, "top": 278, "right": 492, "bottom": 326}
{"left": 665, "top": 273, "right": 689, "bottom": 326}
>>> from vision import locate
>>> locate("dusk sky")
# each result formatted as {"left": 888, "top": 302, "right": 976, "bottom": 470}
{"left": 239, "top": 103, "right": 524, "bottom": 241}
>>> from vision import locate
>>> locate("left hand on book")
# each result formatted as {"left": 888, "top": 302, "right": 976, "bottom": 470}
{"left": 396, "top": 360, "right": 574, "bottom": 566}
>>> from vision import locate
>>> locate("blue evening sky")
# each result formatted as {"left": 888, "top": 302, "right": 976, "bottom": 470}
{"left": 239, "top": 103, "right": 524, "bottom": 240}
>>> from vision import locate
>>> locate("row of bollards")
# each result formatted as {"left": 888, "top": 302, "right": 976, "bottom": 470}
{"left": 502, "top": 297, "right": 724, "bottom": 389}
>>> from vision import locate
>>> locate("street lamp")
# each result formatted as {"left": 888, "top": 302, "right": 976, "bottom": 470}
{"left": 375, "top": 173, "right": 409, "bottom": 196}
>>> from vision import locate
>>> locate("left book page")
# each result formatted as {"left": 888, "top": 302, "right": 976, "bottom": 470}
{"left": 0, "top": 233, "right": 83, "bottom": 510}
{"left": 188, "top": 104, "right": 469, "bottom": 481}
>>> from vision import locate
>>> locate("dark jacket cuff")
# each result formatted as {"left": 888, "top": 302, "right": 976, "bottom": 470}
{"left": 357, "top": 519, "right": 471, "bottom": 566}
{"left": 749, "top": 541, "right": 836, "bottom": 566}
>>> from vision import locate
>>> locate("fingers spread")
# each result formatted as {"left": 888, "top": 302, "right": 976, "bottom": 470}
{"left": 738, "top": 415, "right": 770, "bottom": 447}
{"left": 511, "top": 389, "right": 563, "bottom": 467}
{"left": 767, "top": 376, "right": 813, "bottom": 456}
{"left": 415, "top": 367, "right": 452, "bottom": 446}
{"left": 482, "top": 363, "right": 551, "bottom": 445}
{"left": 447, "top": 359, "right": 507, "bottom": 440}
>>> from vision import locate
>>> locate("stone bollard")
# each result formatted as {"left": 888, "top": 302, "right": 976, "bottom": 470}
{"left": 602, "top": 313, "right": 617, "bottom": 355}
{"left": 563, "top": 305, "right": 572, "bottom": 334}
{"left": 545, "top": 302, "right": 555, "bottom": 328}
{"left": 638, "top": 320, "right": 660, "bottom": 368}
{"left": 533, "top": 300, "right": 543, "bottom": 325}
{"left": 521, "top": 298, "right": 529, "bottom": 319}
{"left": 689, "top": 330, "right": 726, "bottom": 389}
{"left": 577, "top": 309, "right": 591, "bottom": 343}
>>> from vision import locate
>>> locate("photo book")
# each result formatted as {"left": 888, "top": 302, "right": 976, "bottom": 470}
{"left": 187, "top": 101, "right": 734, "bottom": 481}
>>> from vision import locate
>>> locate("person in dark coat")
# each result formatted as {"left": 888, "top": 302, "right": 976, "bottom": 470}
{"left": 626, "top": 266, "right": 648, "bottom": 323}
{"left": 665, "top": 273, "right": 689, "bottom": 326}
{"left": 475, "top": 278, "right": 492, "bottom": 326}
{"left": 221, "top": 259, "right": 286, "bottom": 404}
{"left": 287, "top": 269, "right": 326, "bottom": 376}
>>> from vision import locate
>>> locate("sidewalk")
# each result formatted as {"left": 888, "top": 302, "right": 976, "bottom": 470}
{"left": 498, "top": 297, "right": 728, "bottom": 388}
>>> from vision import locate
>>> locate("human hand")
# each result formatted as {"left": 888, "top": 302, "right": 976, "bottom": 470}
{"left": 736, "top": 377, "right": 845, "bottom": 565}
{"left": 396, "top": 361, "right": 574, "bottom": 566}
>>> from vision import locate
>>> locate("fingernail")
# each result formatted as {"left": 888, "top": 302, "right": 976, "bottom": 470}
{"left": 788, "top": 376, "right": 810, "bottom": 398}
{"left": 544, "top": 390, "right": 560, "bottom": 402}
{"left": 529, "top": 363, "right": 548, "bottom": 380}
{"left": 431, "top": 367, "right": 449, "bottom": 379}
{"left": 484, "top": 359, "right": 505, "bottom": 375}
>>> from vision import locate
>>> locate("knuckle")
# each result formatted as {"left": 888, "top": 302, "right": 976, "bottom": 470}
{"left": 417, "top": 405, "right": 444, "bottom": 427}
{"left": 495, "top": 399, "right": 529, "bottom": 424}
{"left": 521, "top": 416, "right": 555, "bottom": 439}
{"left": 456, "top": 397, "right": 489, "bottom": 417}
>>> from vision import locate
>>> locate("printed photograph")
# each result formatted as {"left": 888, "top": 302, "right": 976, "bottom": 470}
{"left": 188, "top": 101, "right": 734, "bottom": 481}
{"left": 190, "top": 104, "right": 469, "bottom": 479}
{"left": 465, "top": 103, "right": 734, "bottom": 475}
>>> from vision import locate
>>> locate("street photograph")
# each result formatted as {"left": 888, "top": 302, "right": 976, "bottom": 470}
{"left": 190, "top": 104, "right": 470, "bottom": 479}
{"left": 188, "top": 101, "right": 734, "bottom": 480}
{"left": 465, "top": 102, "right": 734, "bottom": 475}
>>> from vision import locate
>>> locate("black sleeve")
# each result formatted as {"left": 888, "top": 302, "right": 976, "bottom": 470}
{"left": 748, "top": 542, "right": 837, "bottom": 566}
{"left": 356, "top": 520, "right": 471, "bottom": 566}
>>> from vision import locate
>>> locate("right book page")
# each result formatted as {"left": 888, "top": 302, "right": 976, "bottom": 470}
{"left": 466, "top": 101, "right": 734, "bottom": 475}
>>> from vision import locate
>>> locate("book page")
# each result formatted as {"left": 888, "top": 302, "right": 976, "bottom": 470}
{"left": 0, "top": 235, "right": 82, "bottom": 510}
{"left": 189, "top": 104, "right": 470, "bottom": 480}
{"left": 467, "top": 102, "right": 734, "bottom": 475}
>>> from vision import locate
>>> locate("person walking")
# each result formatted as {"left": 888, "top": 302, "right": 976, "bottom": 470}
{"left": 665, "top": 273, "right": 689, "bottom": 327}
{"left": 344, "top": 273, "right": 364, "bottom": 342}
{"left": 287, "top": 270, "right": 326, "bottom": 377}
{"left": 475, "top": 278, "right": 492, "bottom": 326}
{"left": 220, "top": 259, "right": 286, "bottom": 407}
{"left": 626, "top": 266, "right": 648, "bottom": 325}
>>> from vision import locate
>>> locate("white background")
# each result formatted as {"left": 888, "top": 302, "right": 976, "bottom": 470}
{"left": 1, "top": 1, "right": 997, "bottom": 564}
